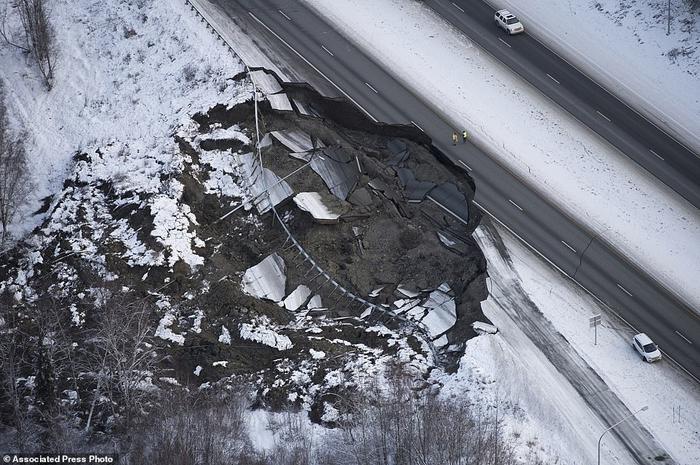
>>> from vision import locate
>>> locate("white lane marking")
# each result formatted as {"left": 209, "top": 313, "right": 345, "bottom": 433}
{"left": 596, "top": 110, "right": 611, "bottom": 122}
{"left": 472, "top": 199, "right": 699, "bottom": 384}
{"left": 451, "top": 2, "right": 465, "bottom": 12}
{"left": 278, "top": 9, "right": 291, "bottom": 21}
{"left": 561, "top": 240, "right": 577, "bottom": 253}
{"left": 525, "top": 33, "right": 698, "bottom": 160}
{"left": 546, "top": 73, "right": 560, "bottom": 84}
{"left": 410, "top": 120, "right": 424, "bottom": 132}
{"left": 649, "top": 149, "right": 665, "bottom": 161}
{"left": 675, "top": 331, "right": 692, "bottom": 344}
{"left": 617, "top": 283, "right": 633, "bottom": 297}
{"left": 508, "top": 199, "right": 524, "bottom": 211}
{"left": 427, "top": 195, "right": 469, "bottom": 225}
{"left": 248, "top": 12, "right": 378, "bottom": 122}
{"left": 321, "top": 45, "right": 334, "bottom": 56}
{"left": 498, "top": 37, "right": 511, "bottom": 48}
{"left": 365, "top": 82, "right": 379, "bottom": 94}
{"left": 245, "top": 9, "right": 698, "bottom": 381}
{"left": 458, "top": 159, "right": 473, "bottom": 171}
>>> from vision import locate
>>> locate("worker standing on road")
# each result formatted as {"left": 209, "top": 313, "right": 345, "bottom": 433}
{"left": 452, "top": 131, "right": 458, "bottom": 145}
{"left": 462, "top": 129, "right": 469, "bottom": 143}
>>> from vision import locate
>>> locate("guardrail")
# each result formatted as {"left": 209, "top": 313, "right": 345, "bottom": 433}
{"left": 183, "top": 0, "right": 440, "bottom": 363}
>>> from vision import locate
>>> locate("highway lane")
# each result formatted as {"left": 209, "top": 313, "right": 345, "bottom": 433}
{"left": 427, "top": 0, "right": 700, "bottom": 208}
{"left": 210, "top": 0, "right": 699, "bottom": 381}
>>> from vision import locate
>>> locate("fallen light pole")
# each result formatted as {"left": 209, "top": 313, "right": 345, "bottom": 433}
{"left": 597, "top": 405, "right": 648, "bottom": 465}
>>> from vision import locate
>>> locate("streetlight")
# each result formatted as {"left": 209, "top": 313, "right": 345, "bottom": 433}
{"left": 597, "top": 405, "right": 648, "bottom": 465}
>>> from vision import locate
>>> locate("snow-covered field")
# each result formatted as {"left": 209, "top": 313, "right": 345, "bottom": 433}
{"left": 472, "top": 222, "right": 700, "bottom": 464}
{"left": 0, "top": 0, "right": 243, "bottom": 240}
{"left": 301, "top": 0, "right": 700, "bottom": 312}
{"left": 489, "top": 0, "right": 700, "bottom": 151}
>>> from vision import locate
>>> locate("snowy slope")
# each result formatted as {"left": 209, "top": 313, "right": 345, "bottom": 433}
{"left": 473, "top": 222, "right": 700, "bottom": 464}
{"left": 302, "top": 0, "right": 700, "bottom": 312}
{"left": 489, "top": 0, "right": 700, "bottom": 151}
{"left": 0, "top": 0, "right": 244, "bottom": 239}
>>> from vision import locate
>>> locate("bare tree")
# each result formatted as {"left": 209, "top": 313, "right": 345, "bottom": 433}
{"left": 0, "top": 0, "right": 29, "bottom": 51}
{"left": 0, "top": 308, "right": 33, "bottom": 450}
{"left": 0, "top": 81, "right": 30, "bottom": 244}
{"left": 15, "top": 0, "right": 55, "bottom": 90}
{"left": 84, "top": 297, "right": 159, "bottom": 431}
{"left": 128, "top": 390, "right": 250, "bottom": 465}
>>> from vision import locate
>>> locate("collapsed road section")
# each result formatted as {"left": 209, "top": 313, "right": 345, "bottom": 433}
{"left": 0, "top": 69, "right": 491, "bottom": 421}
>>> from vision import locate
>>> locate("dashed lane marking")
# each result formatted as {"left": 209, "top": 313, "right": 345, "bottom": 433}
{"left": 458, "top": 159, "right": 473, "bottom": 171}
{"left": 675, "top": 331, "right": 692, "bottom": 344}
{"left": 451, "top": 2, "right": 465, "bottom": 13}
{"left": 321, "top": 45, "right": 334, "bottom": 56}
{"left": 561, "top": 240, "right": 577, "bottom": 253}
{"left": 649, "top": 149, "right": 665, "bottom": 161}
{"left": 546, "top": 73, "right": 560, "bottom": 84}
{"left": 278, "top": 9, "right": 291, "bottom": 21}
{"left": 617, "top": 283, "right": 633, "bottom": 297}
{"left": 498, "top": 37, "right": 511, "bottom": 48}
{"left": 596, "top": 110, "right": 611, "bottom": 122}
{"left": 365, "top": 82, "right": 379, "bottom": 93}
{"left": 472, "top": 199, "right": 699, "bottom": 384}
{"left": 248, "top": 12, "right": 378, "bottom": 122}
{"left": 410, "top": 120, "right": 425, "bottom": 132}
{"left": 508, "top": 199, "right": 524, "bottom": 211}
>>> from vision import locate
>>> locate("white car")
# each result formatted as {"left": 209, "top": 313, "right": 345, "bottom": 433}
{"left": 495, "top": 9, "right": 524, "bottom": 35}
{"left": 632, "top": 333, "right": 662, "bottom": 363}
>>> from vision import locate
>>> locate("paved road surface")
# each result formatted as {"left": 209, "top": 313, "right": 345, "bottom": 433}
{"left": 204, "top": 0, "right": 700, "bottom": 383}
{"left": 198, "top": 0, "right": 698, "bottom": 459}
{"left": 481, "top": 219, "right": 673, "bottom": 463}
{"left": 429, "top": 0, "right": 700, "bottom": 208}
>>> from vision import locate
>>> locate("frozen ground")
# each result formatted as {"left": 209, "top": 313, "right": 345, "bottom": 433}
{"left": 0, "top": 0, "right": 243, "bottom": 240}
{"left": 471, "top": 221, "right": 700, "bottom": 464}
{"left": 489, "top": 0, "right": 700, "bottom": 151}
{"left": 302, "top": 0, "right": 700, "bottom": 312}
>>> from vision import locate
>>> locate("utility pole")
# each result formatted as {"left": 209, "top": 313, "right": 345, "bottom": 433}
{"left": 667, "top": 0, "right": 671, "bottom": 36}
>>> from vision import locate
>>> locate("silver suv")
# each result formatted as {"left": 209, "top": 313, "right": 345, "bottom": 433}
{"left": 495, "top": 9, "right": 524, "bottom": 35}
{"left": 632, "top": 333, "right": 662, "bottom": 363}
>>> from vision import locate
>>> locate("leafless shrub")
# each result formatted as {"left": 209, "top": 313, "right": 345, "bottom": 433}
{"left": 0, "top": 0, "right": 28, "bottom": 51}
{"left": 83, "top": 297, "right": 159, "bottom": 431}
{"left": 0, "top": 294, "right": 80, "bottom": 452}
{"left": 0, "top": 307, "right": 38, "bottom": 451}
{"left": 0, "top": 81, "right": 30, "bottom": 245}
{"left": 182, "top": 63, "right": 197, "bottom": 83}
{"left": 323, "top": 365, "right": 518, "bottom": 465}
{"left": 15, "top": 0, "right": 56, "bottom": 90}
{"left": 127, "top": 390, "right": 251, "bottom": 465}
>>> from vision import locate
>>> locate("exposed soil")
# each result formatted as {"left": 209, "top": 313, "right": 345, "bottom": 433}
{"left": 0, "top": 71, "right": 489, "bottom": 422}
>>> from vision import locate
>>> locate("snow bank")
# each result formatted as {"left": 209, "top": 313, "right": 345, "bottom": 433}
{"left": 302, "top": 0, "right": 700, "bottom": 311}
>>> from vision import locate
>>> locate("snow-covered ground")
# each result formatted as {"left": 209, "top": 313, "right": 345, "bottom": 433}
{"left": 0, "top": 0, "right": 243, "bottom": 240}
{"left": 489, "top": 0, "right": 700, "bottom": 151}
{"left": 301, "top": 0, "right": 700, "bottom": 312}
{"left": 470, "top": 221, "right": 700, "bottom": 464}
{"left": 439, "top": 328, "right": 609, "bottom": 464}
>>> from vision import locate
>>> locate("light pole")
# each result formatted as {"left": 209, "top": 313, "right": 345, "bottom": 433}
{"left": 667, "top": 0, "right": 671, "bottom": 35}
{"left": 597, "top": 406, "right": 648, "bottom": 465}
